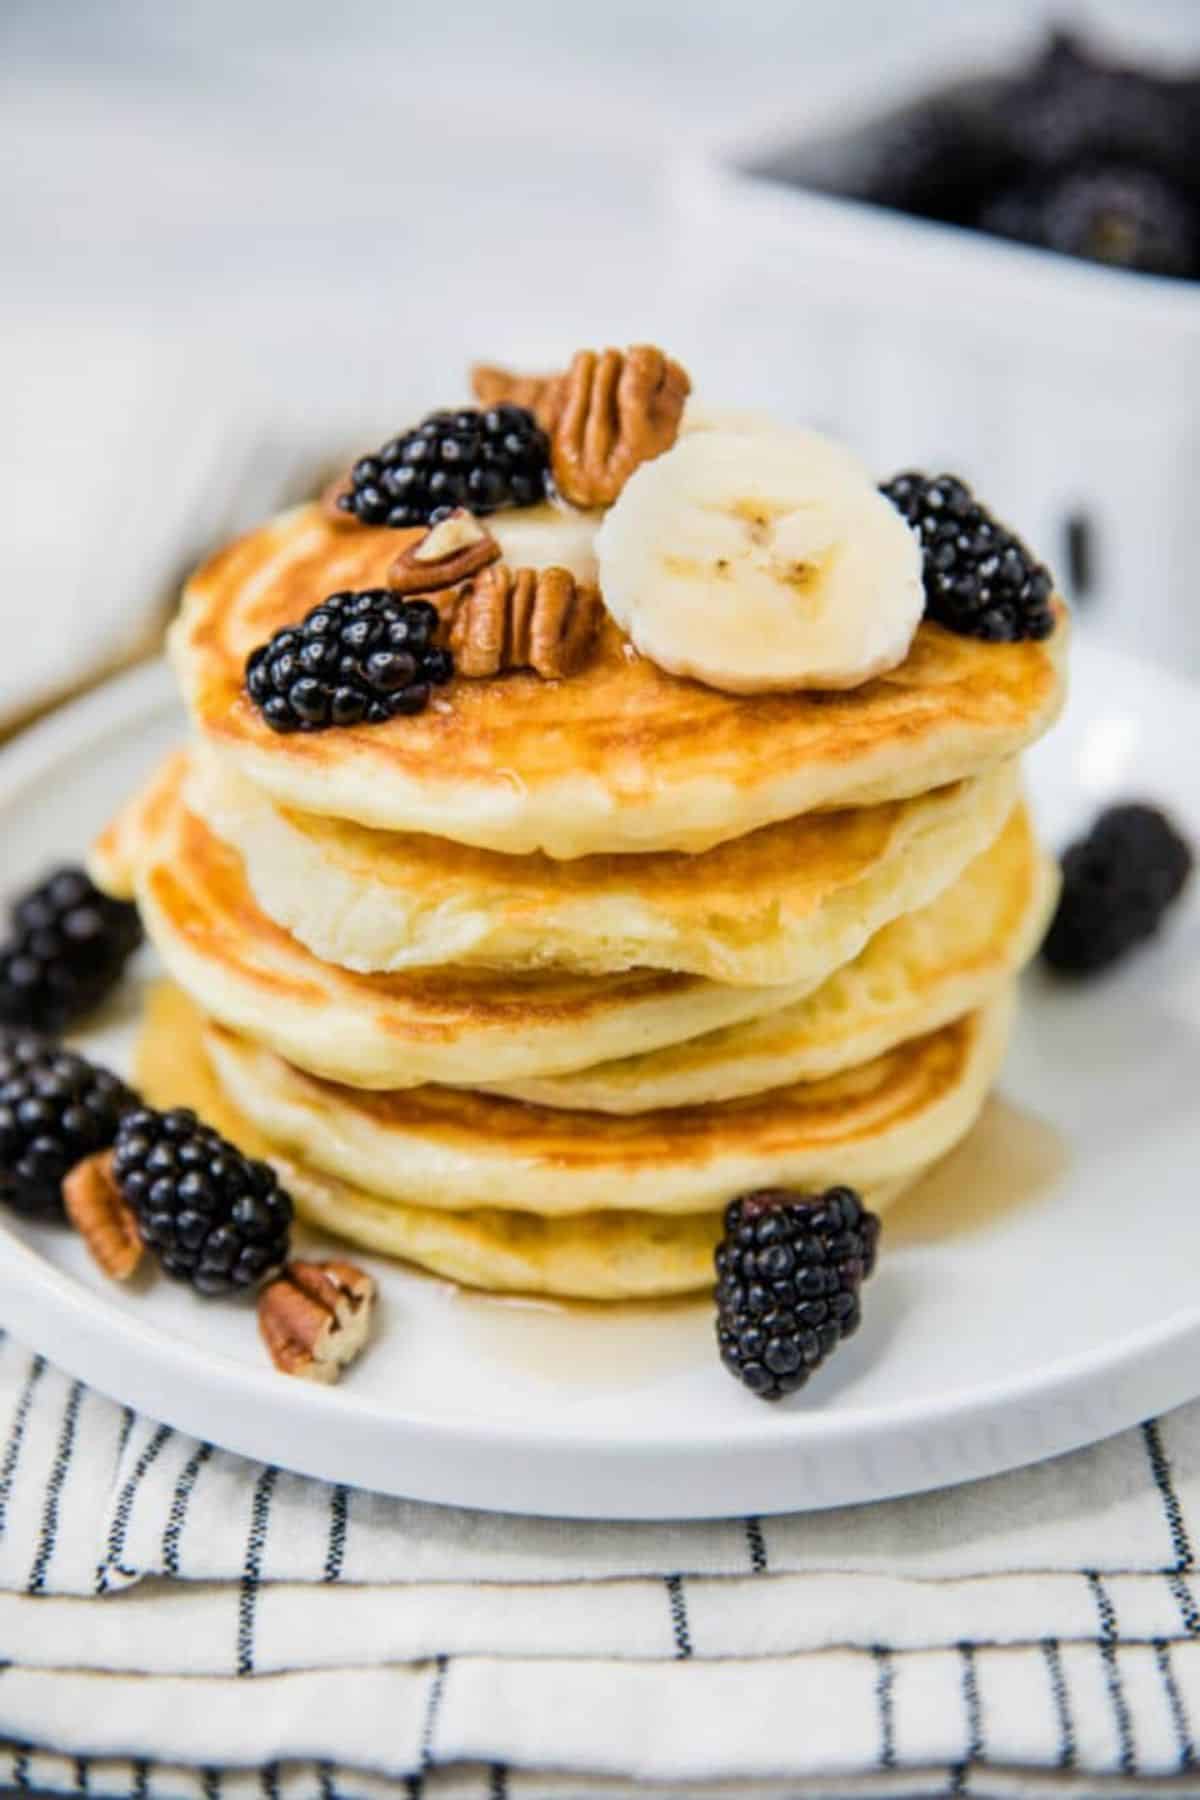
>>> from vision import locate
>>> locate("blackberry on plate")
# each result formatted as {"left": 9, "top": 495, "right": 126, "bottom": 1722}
{"left": 0, "top": 866, "right": 142, "bottom": 1034}
{"left": 341, "top": 404, "right": 550, "bottom": 528}
{"left": 1043, "top": 802, "right": 1193, "bottom": 975}
{"left": 113, "top": 1107, "right": 292, "bottom": 1295}
{"left": 1040, "top": 164, "right": 1196, "bottom": 277}
{"left": 881, "top": 472, "right": 1056, "bottom": 643}
{"left": 715, "top": 1185, "right": 880, "bottom": 1401}
{"left": 245, "top": 590, "right": 452, "bottom": 733}
{"left": 0, "top": 1034, "right": 136, "bottom": 1219}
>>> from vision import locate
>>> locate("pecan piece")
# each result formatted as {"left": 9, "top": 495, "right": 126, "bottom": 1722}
{"left": 443, "top": 563, "right": 602, "bottom": 680}
{"left": 258, "top": 1259, "right": 376, "bottom": 1384}
{"left": 553, "top": 345, "right": 691, "bottom": 507}
{"left": 472, "top": 346, "right": 692, "bottom": 507}
{"left": 470, "top": 363, "right": 566, "bottom": 434}
{"left": 388, "top": 509, "right": 500, "bottom": 595}
{"left": 63, "top": 1151, "right": 143, "bottom": 1282}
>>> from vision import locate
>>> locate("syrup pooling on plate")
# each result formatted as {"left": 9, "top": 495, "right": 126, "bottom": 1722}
{"left": 886, "top": 1096, "right": 1071, "bottom": 1246}
{"left": 447, "top": 1290, "right": 711, "bottom": 1393}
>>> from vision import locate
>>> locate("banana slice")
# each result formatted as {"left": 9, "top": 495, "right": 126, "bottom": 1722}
{"left": 680, "top": 402, "right": 780, "bottom": 436}
{"left": 595, "top": 428, "right": 924, "bottom": 694}
{"left": 489, "top": 501, "right": 602, "bottom": 585}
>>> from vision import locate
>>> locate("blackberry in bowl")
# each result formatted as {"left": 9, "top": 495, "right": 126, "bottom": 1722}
{"left": 1038, "top": 164, "right": 1197, "bottom": 277}
{"left": 753, "top": 26, "right": 1200, "bottom": 281}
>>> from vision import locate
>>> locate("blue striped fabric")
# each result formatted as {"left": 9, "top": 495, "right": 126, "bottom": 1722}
{"left": 1, "top": 1332, "right": 1200, "bottom": 1794}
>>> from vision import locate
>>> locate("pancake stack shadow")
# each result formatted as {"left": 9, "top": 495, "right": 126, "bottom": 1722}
{"left": 90, "top": 499, "right": 1067, "bottom": 1304}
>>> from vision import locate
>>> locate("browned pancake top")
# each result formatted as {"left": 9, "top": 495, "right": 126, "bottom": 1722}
{"left": 174, "top": 505, "right": 1066, "bottom": 829}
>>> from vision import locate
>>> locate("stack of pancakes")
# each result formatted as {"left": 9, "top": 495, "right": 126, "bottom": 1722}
{"left": 92, "top": 496, "right": 1067, "bottom": 1302}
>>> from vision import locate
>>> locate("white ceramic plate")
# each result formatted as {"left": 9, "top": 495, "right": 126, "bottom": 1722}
{"left": 0, "top": 645, "right": 1196, "bottom": 1519}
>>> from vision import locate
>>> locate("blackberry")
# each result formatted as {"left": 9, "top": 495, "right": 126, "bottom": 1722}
{"left": 1011, "top": 31, "right": 1196, "bottom": 190}
{"left": 715, "top": 1186, "right": 880, "bottom": 1401}
{"left": 855, "top": 101, "right": 1026, "bottom": 229}
{"left": 978, "top": 183, "right": 1047, "bottom": 249}
{"left": 1043, "top": 803, "right": 1193, "bottom": 975}
{"left": 0, "top": 866, "right": 142, "bottom": 1033}
{"left": 113, "top": 1107, "right": 292, "bottom": 1295}
{"left": 1040, "top": 165, "right": 1196, "bottom": 277}
{"left": 881, "top": 472, "right": 1056, "bottom": 643}
{"left": 245, "top": 591, "right": 452, "bottom": 733}
{"left": 341, "top": 405, "right": 550, "bottom": 528}
{"left": 980, "top": 165, "right": 1197, "bottom": 280}
{"left": 0, "top": 1035, "right": 136, "bottom": 1219}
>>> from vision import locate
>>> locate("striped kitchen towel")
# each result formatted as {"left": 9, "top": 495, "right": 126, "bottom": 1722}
{"left": 3, "top": 1335, "right": 1200, "bottom": 1797}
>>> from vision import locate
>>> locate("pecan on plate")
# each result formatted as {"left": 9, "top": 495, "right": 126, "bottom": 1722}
{"left": 258, "top": 1260, "right": 376, "bottom": 1384}
{"left": 63, "top": 1151, "right": 144, "bottom": 1281}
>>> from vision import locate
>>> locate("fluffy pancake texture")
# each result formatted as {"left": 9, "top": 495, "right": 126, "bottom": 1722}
{"left": 187, "top": 745, "right": 1020, "bottom": 984}
{"left": 92, "top": 752, "right": 1017, "bottom": 1088}
{"left": 91, "top": 757, "right": 805, "bottom": 1088}
{"left": 490, "top": 805, "right": 1056, "bottom": 1112}
{"left": 136, "top": 983, "right": 912, "bottom": 1299}
{"left": 170, "top": 503, "right": 1066, "bottom": 858}
{"left": 202, "top": 986, "right": 1013, "bottom": 1218}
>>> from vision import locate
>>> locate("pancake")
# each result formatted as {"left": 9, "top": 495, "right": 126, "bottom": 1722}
{"left": 92, "top": 758, "right": 813, "bottom": 1088}
{"left": 202, "top": 985, "right": 1013, "bottom": 1218}
{"left": 136, "top": 983, "right": 912, "bottom": 1299}
{"left": 91, "top": 753, "right": 1016, "bottom": 1090}
{"left": 187, "top": 743, "right": 1021, "bottom": 985}
{"left": 170, "top": 503, "right": 1067, "bottom": 858}
{"left": 489, "top": 805, "right": 1057, "bottom": 1112}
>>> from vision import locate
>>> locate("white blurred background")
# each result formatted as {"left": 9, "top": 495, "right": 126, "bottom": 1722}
{"left": 2, "top": 0, "right": 1198, "bottom": 717}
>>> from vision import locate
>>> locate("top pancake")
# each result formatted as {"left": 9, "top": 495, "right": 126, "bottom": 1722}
{"left": 171, "top": 503, "right": 1068, "bottom": 859}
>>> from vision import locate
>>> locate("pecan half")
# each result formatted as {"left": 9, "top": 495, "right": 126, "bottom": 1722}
{"left": 553, "top": 346, "right": 691, "bottom": 507}
{"left": 258, "top": 1260, "right": 376, "bottom": 1384}
{"left": 442, "top": 562, "right": 603, "bottom": 680}
{"left": 388, "top": 509, "right": 500, "bottom": 595}
{"left": 63, "top": 1151, "right": 143, "bottom": 1282}
{"left": 470, "top": 363, "right": 566, "bottom": 434}
{"left": 472, "top": 346, "right": 691, "bottom": 508}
